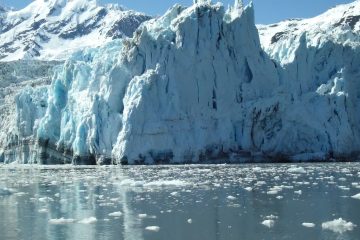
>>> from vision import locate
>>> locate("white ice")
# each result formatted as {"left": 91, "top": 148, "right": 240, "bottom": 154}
{"left": 321, "top": 218, "right": 357, "bottom": 233}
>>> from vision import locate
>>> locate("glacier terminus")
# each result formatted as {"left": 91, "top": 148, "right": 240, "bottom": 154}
{"left": 0, "top": 0, "right": 360, "bottom": 165}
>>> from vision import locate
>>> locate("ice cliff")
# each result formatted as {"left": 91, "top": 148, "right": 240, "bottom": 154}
{"left": 1, "top": 0, "right": 360, "bottom": 164}
{"left": 257, "top": 0, "right": 360, "bottom": 161}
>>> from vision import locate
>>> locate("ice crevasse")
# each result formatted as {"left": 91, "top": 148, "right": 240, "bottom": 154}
{"left": 2, "top": 0, "right": 360, "bottom": 164}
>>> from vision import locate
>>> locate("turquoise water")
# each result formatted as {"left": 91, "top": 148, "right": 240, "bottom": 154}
{"left": 0, "top": 163, "right": 359, "bottom": 240}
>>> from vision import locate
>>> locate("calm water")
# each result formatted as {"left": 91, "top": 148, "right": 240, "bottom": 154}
{"left": 0, "top": 163, "right": 359, "bottom": 240}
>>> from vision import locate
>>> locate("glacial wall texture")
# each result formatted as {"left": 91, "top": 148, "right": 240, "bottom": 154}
{"left": 1, "top": 0, "right": 360, "bottom": 164}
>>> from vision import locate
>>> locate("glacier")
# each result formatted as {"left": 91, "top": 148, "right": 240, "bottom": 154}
{"left": 1, "top": 0, "right": 360, "bottom": 164}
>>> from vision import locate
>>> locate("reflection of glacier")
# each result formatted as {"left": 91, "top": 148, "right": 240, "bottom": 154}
{"left": 1, "top": 0, "right": 360, "bottom": 164}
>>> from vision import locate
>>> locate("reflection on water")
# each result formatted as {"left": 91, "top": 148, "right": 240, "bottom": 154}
{"left": 0, "top": 163, "right": 359, "bottom": 240}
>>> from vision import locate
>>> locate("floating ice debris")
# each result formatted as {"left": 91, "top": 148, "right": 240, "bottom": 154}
{"left": 276, "top": 196, "right": 283, "bottom": 200}
{"left": 119, "top": 179, "right": 189, "bottom": 188}
{"left": 78, "top": 217, "right": 97, "bottom": 224}
{"left": 267, "top": 186, "right": 283, "bottom": 195}
{"left": 302, "top": 222, "right": 316, "bottom": 228}
{"left": 118, "top": 179, "right": 144, "bottom": 187}
{"left": 38, "top": 208, "right": 49, "bottom": 213}
{"left": 14, "top": 192, "right": 26, "bottom": 196}
{"left": 255, "top": 181, "right": 266, "bottom": 186}
{"left": 38, "top": 197, "right": 54, "bottom": 202}
{"left": 187, "top": 219, "right": 193, "bottom": 224}
{"left": 261, "top": 219, "right": 275, "bottom": 228}
{"left": 0, "top": 188, "right": 16, "bottom": 196}
{"left": 144, "top": 180, "right": 189, "bottom": 187}
{"left": 338, "top": 186, "right": 350, "bottom": 191}
{"left": 261, "top": 215, "right": 277, "bottom": 228}
{"left": 49, "top": 218, "right": 76, "bottom": 225}
{"left": 99, "top": 202, "right": 115, "bottom": 207}
{"left": 294, "top": 190, "right": 302, "bottom": 195}
{"left": 244, "top": 187, "right": 253, "bottom": 192}
{"left": 351, "top": 193, "right": 360, "bottom": 200}
{"left": 267, "top": 190, "right": 279, "bottom": 195}
{"left": 288, "top": 167, "right": 306, "bottom": 174}
{"left": 265, "top": 215, "right": 278, "bottom": 220}
{"left": 108, "top": 211, "right": 122, "bottom": 217}
{"left": 145, "top": 226, "right": 160, "bottom": 232}
{"left": 321, "top": 218, "right": 356, "bottom": 233}
{"left": 170, "top": 192, "right": 179, "bottom": 197}
{"left": 227, "top": 196, "right": 237, "bottom": 200}
{"left": 138, "top": 214, "right": 157, "bottom": 219}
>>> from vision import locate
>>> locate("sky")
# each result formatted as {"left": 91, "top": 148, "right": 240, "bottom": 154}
{"left": 0, "top": 0, "right": 355, "bottom": 24}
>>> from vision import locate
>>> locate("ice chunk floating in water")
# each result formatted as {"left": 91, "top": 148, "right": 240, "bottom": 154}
{"left": 108, "top": 211, "right": 123, "bottom": 217}
{"left": 322, "top": 218, "right": 357, "bottom": 233}
{"left": 48, "top": 218, "right": 76, "bottom": 225}
{"left": 351, "top": 193, "right": 360, "bottom": 200}
{"left": 262, "top": 220, "right": 275, "bottom": 228}
{"left": 145, "top": 226, "right": 160, "bottom": 232}
{"left": 78, "top": 217, "right": 97, "bottom": 224}
{"left": 302, "top": 223, "right": 315, "bottom": 228}
{"left": 0, "top": 188, "right": 16, "bottom": 196}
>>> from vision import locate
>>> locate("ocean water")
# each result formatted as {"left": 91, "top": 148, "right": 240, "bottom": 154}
{"left": 0, "top": 163, "right": 359, "bottom": 240}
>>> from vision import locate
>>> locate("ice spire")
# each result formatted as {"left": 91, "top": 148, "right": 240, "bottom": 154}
{"left": 227, "top": 0, "right": 244, "bottom": 19}
{"left": 193, "top": 0, "right": 212, "bottom": 5}
{"left": 234, "top": 0, "right": 243, "bottom": 10}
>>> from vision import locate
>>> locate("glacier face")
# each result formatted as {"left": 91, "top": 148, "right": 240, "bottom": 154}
{"left": 0, "top": 0, "right": 150, "bottom": 61}
{"left": 257, "top": 0, "right": 360, "bottom": 160}
{"left": 1, "top": 1, "right": 360, "bottom": 164}
{"left": 0, "top": 60, "right": 57, "bottom": 164}
{"left": 34, "top": 2, "right": 280, "bottom": 164}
